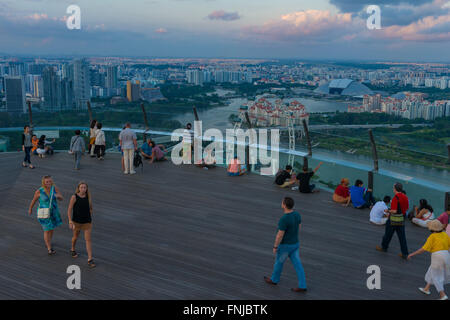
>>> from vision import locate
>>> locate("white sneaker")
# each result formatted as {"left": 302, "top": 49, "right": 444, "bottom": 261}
{"left": 291, "top": 186, "right": 299, "bottom": 191}
{"left": 419, "top": 287, "right": 431, "bottom": 295}
{"left": 124, "top": 171, "right": 129, "bottom": 175}
{"left": 130, "top": 171, "right": 136, "bottom": 175}
{"left": 439, "top": 295, "right": 448, "bottom": 300}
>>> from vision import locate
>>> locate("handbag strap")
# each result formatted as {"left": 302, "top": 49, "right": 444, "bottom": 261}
{"left": 70, "top": 136, "right": 80, "bottom": 150}
{"left": 48, "top": 186, "right": 54, "bottom": 210}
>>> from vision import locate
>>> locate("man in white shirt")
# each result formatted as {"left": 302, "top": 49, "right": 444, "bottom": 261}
{"left": 370, "top": 196, "right": 391, "bottom": 225}
{"left": 119, "top": 122, "right": 137, "bottom": 174}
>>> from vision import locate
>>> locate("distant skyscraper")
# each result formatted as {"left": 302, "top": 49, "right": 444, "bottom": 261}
{"left": 43, "top": 66, "right": 74, "bottom": 111}
{"left": 186, "top": 69, "right": 204, "bottom": 86}
{"left": 71, "top": 59, "right": 90, "bottom": 110}
{"left": 106, "top": 65, "right": 118, "bottom": 89}
{"left": 43, "top": 67, "right": 59, "bottom": 111}
{"left": 126, "top": 80, "right": 140, "bottom": 102}
{"left": 5, "top": 76, "right": 26, "bottom": 114}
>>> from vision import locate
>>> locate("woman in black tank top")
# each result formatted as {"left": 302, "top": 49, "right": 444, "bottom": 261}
{"left": 67, "top": 181, "right": 96, "bottom": 268}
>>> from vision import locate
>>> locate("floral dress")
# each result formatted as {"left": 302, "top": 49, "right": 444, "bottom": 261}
{"left": 37, "top": 186, "right": 62, "bottom": 231}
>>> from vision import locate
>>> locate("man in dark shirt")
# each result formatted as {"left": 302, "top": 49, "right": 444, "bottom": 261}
{"left": 297, "top": 162, "right": 323, "bottom": 193}
{"left": 264, "top": 197, "right": 307, "bottom": 292}
{"left": 274, "top": 165, "right": 296, "bottom": 188}
{"left": 376, "top": 182, "right": 409, "bottom": 259}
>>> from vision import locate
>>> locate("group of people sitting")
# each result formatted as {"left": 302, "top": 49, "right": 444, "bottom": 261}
{"left": 31, "top": 134, "right": 55, "bottom": 158}
{"left": 333, "top": 178, "right": 375, "bottom": 209}
{"left": 139, "top": 138, "right": 168, "bottom": 163}
{"left": 332, "top": 177, "right": 448, "bottom": 233}
{"left": 273, "top": 162, "right": 323, "bottom": 193}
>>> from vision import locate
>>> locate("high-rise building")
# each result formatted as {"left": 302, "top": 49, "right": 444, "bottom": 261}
{"left": 126, "top": 80, "right": 140, "bottom": 102}
{"left": 186, "top": 69, "right": 204, "bottom": 86}
{"left": 5, "top": 76, "right": 26, "bottom": 114}
{"left": 106, "top": 65, "right": 118, "bottom": 89}
{"left": 43, "top": 67, "right": 59, "bottom": 111}
{"left": 71, "top": 59, "right": 90, "bottom": 110}
{"left": 43, "top": 66, "right": 74, "bottom": 111}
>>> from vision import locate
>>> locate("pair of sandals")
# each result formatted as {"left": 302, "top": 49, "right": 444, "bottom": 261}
{"left": 71, "top": 250, "right": 96, "bottom": 268}
{"left": 22, "top": 163, "right": 35, "bottom": 169}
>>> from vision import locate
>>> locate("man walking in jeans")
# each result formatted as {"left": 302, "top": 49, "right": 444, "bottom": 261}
{"left": 119, "top": 122, "right": 137, "bottom": 174}
{"left": 376, "top": 182, "right": 409, "bottom": 259}
{"left": 264, "top": 197, "right": 307, "bottom": 292}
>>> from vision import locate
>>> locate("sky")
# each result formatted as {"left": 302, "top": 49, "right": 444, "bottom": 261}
{"left": 0, "top": 0, "right": 449, "bottom": 61}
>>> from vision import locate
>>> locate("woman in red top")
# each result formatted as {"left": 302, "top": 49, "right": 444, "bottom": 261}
{"left": 333, "top": 178, "right": 350, "bottom": 204}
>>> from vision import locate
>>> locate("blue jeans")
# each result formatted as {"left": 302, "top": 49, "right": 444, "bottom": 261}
{"left": 271, "top": 243, "right": 307, "bottom": 289}
{"left": 23, "top": 146, "right": 32, "bottom": 164}
{"left": 74, "top": 151, "right": 82, "bottom": 169}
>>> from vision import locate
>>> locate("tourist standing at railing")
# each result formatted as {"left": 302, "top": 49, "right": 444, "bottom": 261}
{"left": 28, "top": 175, "right": 63, "bottom": 255}
{"left": 264, "top": 197, "right": 307, "bottom": 293}
{"left": 119, "top": 122, "right": 137, "bottom": 175}
{"left": 408, "top": 220, "right": 450, "bottom": 300}
{"left": 89, "top": 120, "right": 98, "bottom": 157}
{"left": 67, "top": 181, "right": 96, "bottom": 268}
{"left": 69, "top": 130, "right": 86, "bottom": 170}
{"left": 410, "top": 199, "right": 435, "bottom": 228}
{"left": 94, "top": 122, "right": 106, "bottom": 160}
{"left": 376, "top": 182, "right": 409, "bottom": 259}
{"left": 21, "top": 125, "right": 35, "bottom": 169}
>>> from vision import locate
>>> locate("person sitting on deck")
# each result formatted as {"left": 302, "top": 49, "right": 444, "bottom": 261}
{"left": 196, "top": 150, "right": 216, "bottom": 169}
{"left": 296, "top": 162, "right": 323, "bottom": 193}
{"left": 370, "top": 196, "right": 391, "bottom": 225}
{"left": 227, "top": 156, "right": 246, "bottom": 176}
{"left": 274, "top": 165, "right": 297, "bottom": 188}
{"left": 436, "top": 206, "right": 450, "bottom": 237}
{"left": 409, "top": 199, "right": 435, "bottom": 228}
{"left": 149, "top": 141, "right": 167, "bottom": 163}
{"left": 140, "top": 138, "right": 153, "bottom": 160}
{"left": 345, "top": 179, "right": 375, "bottom": 209}
{"left": 333, "top": 178, "right": 350, "bottom": 203}
{"left": 36, "top": 135, "right": 55, "bottom": 158}
{"left": 31, "top": 135, "right": 39, "bottom": 155}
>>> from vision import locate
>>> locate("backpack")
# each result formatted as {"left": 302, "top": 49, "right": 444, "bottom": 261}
{"left": 134, "top": 150, "right": 143, "bottom": 172}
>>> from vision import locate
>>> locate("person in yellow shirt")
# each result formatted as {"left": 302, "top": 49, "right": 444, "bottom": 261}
{"left": 408, "top": 220, "right": 450, "bottom": 300}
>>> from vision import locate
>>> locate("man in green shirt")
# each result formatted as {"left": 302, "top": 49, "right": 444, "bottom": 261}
{"left": 264, "top": 197, "right": 307, "bottom": 292}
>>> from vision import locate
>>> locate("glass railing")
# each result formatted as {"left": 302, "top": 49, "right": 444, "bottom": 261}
{"left": 1, "top": 126, "right": 448, "bottom": 213}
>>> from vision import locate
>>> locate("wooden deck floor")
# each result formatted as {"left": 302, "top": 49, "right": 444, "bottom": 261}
{"left": 0, "top": 152, "right": 442, "bottom": 300}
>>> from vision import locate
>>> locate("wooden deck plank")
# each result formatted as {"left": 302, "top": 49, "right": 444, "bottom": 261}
{"left": 0, "top": 152, "right": 442, "bottom": 299}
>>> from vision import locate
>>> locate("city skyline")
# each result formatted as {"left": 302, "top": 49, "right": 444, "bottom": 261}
{"left": 0, "top": 0, "right": 449, "bottom": 62}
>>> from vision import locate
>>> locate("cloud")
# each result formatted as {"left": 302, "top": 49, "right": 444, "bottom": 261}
{"left": 329, "top": 0, "right": 435, "bottom": 13}
{"left": 207, "top": 10, "right": 240, "bottom": 21}
{"left": 155, "top": 27, "right": 168, "bottom": 33}
{"left": 242, "top": 10, "right": 358, "bottom": 42}
{"left": 381, "top": 14, "right": 450, "bottom": 41}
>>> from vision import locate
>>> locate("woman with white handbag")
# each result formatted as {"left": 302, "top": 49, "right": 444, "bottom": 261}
{"left": 28, "top": 175, "right": 63, "bottom": 255}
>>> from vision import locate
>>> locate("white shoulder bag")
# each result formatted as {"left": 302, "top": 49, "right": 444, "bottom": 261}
{"left": 37, "top": 187, "right": 54, "bottom": 219}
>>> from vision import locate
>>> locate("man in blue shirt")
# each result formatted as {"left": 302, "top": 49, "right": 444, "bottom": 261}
{"left": 264, "top": 197, "right": 307, "bottom": 292}
{"left": 346, "top": 179, "right": 375, "bottom": 209}
{"left": 140, "top": 138, "right": 153, "bottom": 160}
